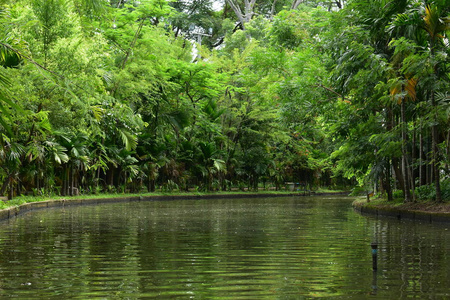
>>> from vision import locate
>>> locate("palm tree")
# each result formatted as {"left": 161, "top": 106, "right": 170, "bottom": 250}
{"left": 422, "top": 4, "right": 449, "bottom": 202}
{"left": 389, "top": 72, "right": 417, "bottom": 202}
{"left": 390, "top": 3, "right": 450, "bottom": 202}
{"left": 196, "top": 141, "right": 226, "bottom": 191}
{"left": 0, "top": 140, "right": 24, "bottom": 199}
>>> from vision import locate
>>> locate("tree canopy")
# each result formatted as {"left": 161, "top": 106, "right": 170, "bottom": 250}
{"left": 0, "top": 0, "right": 448, "bottom": 202}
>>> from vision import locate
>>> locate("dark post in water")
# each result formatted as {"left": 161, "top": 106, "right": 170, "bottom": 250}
{"left": 371, "top": 242, "right": 378, "bottom": 271}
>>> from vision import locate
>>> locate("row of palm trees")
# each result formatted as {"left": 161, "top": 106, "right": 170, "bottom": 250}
{"left": 329, "top": 0, "right": 449, "bottom": 203}
{"left": 0, "top": 123, "right": 327, "bottom": 199}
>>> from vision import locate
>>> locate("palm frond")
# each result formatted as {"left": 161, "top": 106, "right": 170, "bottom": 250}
{"left": 51, "top": 144, "right": 69, "bottom": 164}
{"left": 75, "top": 0, "right": 108, "bottom": 17}
{"left": 423, "top": 5, "right": 450, "bottom": 40}
{"left": 118, "top": 128, "right": 138, "bottom": 151}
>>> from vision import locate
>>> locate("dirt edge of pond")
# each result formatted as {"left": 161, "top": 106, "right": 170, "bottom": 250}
{"left": 353, "top": 199, "right": 450, "bottom": 223}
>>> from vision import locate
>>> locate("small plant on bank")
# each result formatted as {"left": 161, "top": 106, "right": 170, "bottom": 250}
{"left": 392, "top": 190, "right": 404, "bottom": 201}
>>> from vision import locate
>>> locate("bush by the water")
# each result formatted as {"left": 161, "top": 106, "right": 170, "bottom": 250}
{"left": 415, "top": 185, "right": 436, "bottom": 201}
{"left": 415, "top": 179, "right": 450, "bottom": 201}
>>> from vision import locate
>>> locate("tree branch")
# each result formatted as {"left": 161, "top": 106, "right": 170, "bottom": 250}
{"left": 225, "top": 0, "right": 245, "bottom": 26}
{"left": 291, "top": 0, "right": 304, "bottom": 10}
{"left": 0, "top": 42, "right": 64, "bottom": 80}
{"left": 313, "top": 84, "right": 347, "bottom": 101}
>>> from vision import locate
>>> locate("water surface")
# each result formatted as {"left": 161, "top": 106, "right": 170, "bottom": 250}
{"left": 0, "top": 196, "right": 448, "bottom": 298}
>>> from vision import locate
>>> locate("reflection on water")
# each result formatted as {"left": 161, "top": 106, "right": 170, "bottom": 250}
{"left": 0, "top": 196, "right": 448, "bottom": 298}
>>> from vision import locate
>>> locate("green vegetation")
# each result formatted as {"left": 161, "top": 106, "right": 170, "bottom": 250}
{"left": 0, "top": 188, "right": 345, "bottom": 211}
{"left": 0, "top": 0, "right": 448, "bottom": 204}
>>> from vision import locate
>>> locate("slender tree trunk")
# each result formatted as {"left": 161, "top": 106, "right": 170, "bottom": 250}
{"left": 0, "top": 177, "right": 8, "bottom": 196}
{"left": 401, "top": 99, "right": 412, "bottom": 202}
{"left": 431, "top": 92, "right": 442, "bottom": 202}
{"left": 225, "top": 0, "right": 257, "bottom": 30}
{"left": 96, "top": 168, "right": 101, "bottom": 191}
{"left": 429, "top": 39, "right": 442, "bottom": 202}
{"left": 410, "top": 125, "right": 416, "bottom": 201}
{"left": 426, "top": 134, "right": 432, "bottom": 185}
{"left": 392, "top": 158, "right": 402, "bottom": 190}
{"left": 386, "top": 161, "right": 393, "bottom": 201}
{"left": 269, "top": 0, "right": 277, "bottom": 20}
{"left": 291, "top": 0, "right": 304, "bottom": 9}
{"left": 419, "top": 126, "right": 424, "bottom": 186}
{"left": 69, "top": 165, "right": 73, "bottom": 196}
{"left": 123, "top": 171, "right": 127, "bottom": 192}
{"left": 8, "top": 178, "right": 13, "bottom": 200}
{"left": 446, "top": 129, "right": 450, "bottom": 173}
{"left": 65, "top": 167, "right": 70, "bottom": 196}
{"left": 61, "top": 167, "right": 66, "bottom": 196}
{"left": 36, "top": 161, "right": 41, "bottom": 192}
{"left": 385, "top": 106, "right": 394, "bottom": 200}
{"left": 16, "top": 181, "right": 21, "bottom": 197}
{"left": 108, "top": 168, "right": 114, "bottom": 187}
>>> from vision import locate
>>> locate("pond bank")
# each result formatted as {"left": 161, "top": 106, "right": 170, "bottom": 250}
{"left": 0, "top": 191, "right": 348, "bottom": 222}
{"left": 353, "top": 198, "right": 450, "bottom": 223}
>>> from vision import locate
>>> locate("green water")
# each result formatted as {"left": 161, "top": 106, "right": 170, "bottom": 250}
{"left": 0, "top": 196, "right": 448, "bottom": 298}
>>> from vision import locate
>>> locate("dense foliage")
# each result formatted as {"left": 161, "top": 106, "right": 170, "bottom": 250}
{"left": 0, "top": 0, "right": 448, "bottom": 202}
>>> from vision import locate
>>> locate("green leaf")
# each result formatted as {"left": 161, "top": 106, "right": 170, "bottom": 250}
{"left": 118, "top": 128, "right": 138, "bottom": 151}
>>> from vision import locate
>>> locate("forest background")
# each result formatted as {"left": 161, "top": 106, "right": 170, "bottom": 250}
{"left": 0, "top": 0, "right": 448, "bottom": 203}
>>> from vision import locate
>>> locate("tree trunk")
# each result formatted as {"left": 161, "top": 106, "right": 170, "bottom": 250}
{"left": 65, "top": 167, "right": 70, "bottom": 196}
{"left": 431, "top": 92, "right": 442, "bottom": 202}
{"left": 419, "top": 128, "right": 424, "bottom": 186}
{"left": 108, "top": 167, "right": 114, "bottom": 187}
{"left": 16, "top": 181, "right": 21, "bottom": 197}
{"left": 384, "top": 106, "right": 394, "bottom": 200}
{"left": 8, "top": 178, "right": 13, "bottom": 200}
{"left": 385, "top": 161, "right": 393, "bottom": 201}
{"left": 225, "top": 0, "right": 256, "bottom": 30}
{"left": 0, "top": 177, "right": 8, "bottom": 196}
{"left": 410, "top": 125, "right": 416, "bottom": 201}
{"left": 426, "top": 135, "right": 432, "bottom": 185}
{"left": 428, "top": 35, "right": 442, "bottom": 201}
{"left": 401, "top": 99, "right": 412, "bottom": 202}
{"left": 446, "top": 129, "right": 450, "bottom": 173}
{"left": 269, "top": 0, "right": 277, "bottom": 20}
{"left": 61, "top": 167, "right": 67, "bottom": 196}
{"left": 291, "top": 0, "right": 304, "bottom": 10}
{"left": 69, "top": 165, "right": 73, "bottom": 196}
{"left": 96, "top": 167, "right": 101, "bottom": 192}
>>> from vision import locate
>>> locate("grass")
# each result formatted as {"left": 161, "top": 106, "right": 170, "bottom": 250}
{"left": 315, "top": 187, "right": 347, "bottom": 193}
{"left": 363, "top": 197, "right": 404, "bottom": 207}
{"left": 0, "top": 188, "right": 348, "bottom": 210}
{"left": 354, "top": 195, "right": 450, "bottom": 213}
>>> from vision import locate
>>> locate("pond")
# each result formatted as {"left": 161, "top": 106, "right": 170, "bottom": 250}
{"left": 0, "top": 196, "right": 448, "bottom": 298}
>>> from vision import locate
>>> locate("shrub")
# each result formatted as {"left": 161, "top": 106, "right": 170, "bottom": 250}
{"left": 392, "top": 190, "right": 404, "bottom": 200}
{"left": 415, "top": 184, "right": 436, "bottom": 201}
{"left": 415, "top": 179, "right": 450, "bottom": 202}
{"left": 441, "top": 179, "right": 450, "bottom": 201}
